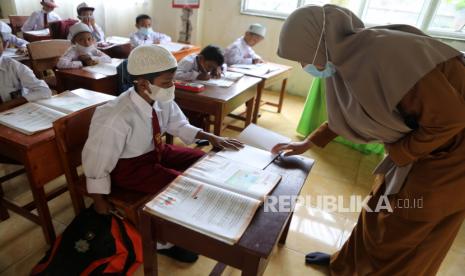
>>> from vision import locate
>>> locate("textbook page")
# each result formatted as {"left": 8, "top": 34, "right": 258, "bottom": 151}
{"left": 185, "top": 154, "right": 281, "bottom": 200}
{"left": 194, "top": 72, "right": 244, "bottom": 87}
{"left": 145, "top": 175, "right": 261, "bottom": 244}
{"left": 0, "top": 103, "right": 66, "bottom": 135}
{"left": 216, "top": 144, "right": 275, "bottom": 170}
{"left": 36, "top": 91, "right": 110, "bottom": 114}
{"left": 238, "top": 124, "right": 292, "bottom": 151}
{"left": 159, "top": 42, "right": 192, "bottom": 52}
{"left": 82, "top": 59, "right": 122, "bottom": 76}
{"left": 105, "top": 36, "right": 130, "bottom": 45}
{"left": 24, "top": 29, "right": 50, "bottom": 36}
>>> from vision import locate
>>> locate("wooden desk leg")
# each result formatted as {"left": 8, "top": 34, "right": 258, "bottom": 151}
{"left": 139, "top": 211, "right": 157, "bottom": 276}
{"left": 29, "top": 182, "right": 56, "bottom": 244}
{"left": 279, "top": 215, "right": 292, "bottom": 245}
{"left": 242, "top": 255, "right": 263, "bottom": 276}
{"left": 0, "top": 183, "right": 9, "bottom": 220}
{"left": 245, "top": 97, "right": 254, "bottom": 128}
{"left": 213, "top": 109, "right": 223, "bottom": 136}
{"left": 277, "top": 78, "right": 288, "bottom": 113}
{"left": 252, "top": 81, "right": 265, "bottom": 124}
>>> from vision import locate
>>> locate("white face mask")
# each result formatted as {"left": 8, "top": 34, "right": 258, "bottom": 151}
{"left": 75, "top": 44, "right": 95, "bottom": 55}
{"left": 79, "top": 15, "right": 94, "bottom": 21}
{"left": 146, "top": 83, "right": 175, "bottom": 103}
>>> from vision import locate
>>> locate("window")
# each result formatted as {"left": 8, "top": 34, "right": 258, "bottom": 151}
{"left": 241, "top": 0, "right": 465, "bottom": 39}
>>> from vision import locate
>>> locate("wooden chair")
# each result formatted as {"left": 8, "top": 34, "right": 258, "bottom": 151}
{"left": 27, "top": 39, "right": 70, "bottom": 90}
{"left": 53, "top": 106, "right": 153, "bottom": 224}
{"left": 8, "top": 15, "right": 29, "bottom": 35}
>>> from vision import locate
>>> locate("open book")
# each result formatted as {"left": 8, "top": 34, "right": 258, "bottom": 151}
{"left": 3, "top": 48, "right": 28, "bottom": 60}
{"left": 195, "top": 71, "right": 244, "bottom": 87}
{"left": 216, "top": 124, "right": 292, "bottom": 169}
{"left": 82, "top": 58, "right": 123, "bottom": 76}
{"left": 159, "top": 42, "right": 192, "bottom": 52}
{"left": 144, "top": 153, "right": 281, "bottom": 244}
{"left": 23, "top": 29, "right": 50, "bottom": 36}
{"left": 229, "top": 63, "right": 281, "bottom": 76}
{"left": 0, "top": 91, "right": 113, "bottom": 135}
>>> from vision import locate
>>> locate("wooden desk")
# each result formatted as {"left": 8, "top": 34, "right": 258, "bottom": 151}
{"left": 23, "top": 31, "right": 52, "bottom": 43}
{"left": 175, "top": 76, "right": 261, "bottom": 135}
{"left": 172, "top": 46, "right": 201, "bottom": 61}
{"left": 55, "top": 65, "right": 120, "bottom": 95}
{"left": 229, "top": 63, "right": 292, "bottom": 124}
{"left": 0, "top": 89, "right": 114, "bottom": 244}
{"left": 139, "top": 155, "right": 314, "bottom": 276}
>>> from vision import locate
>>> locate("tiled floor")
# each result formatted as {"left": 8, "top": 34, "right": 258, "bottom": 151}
{"left": 0, "top": 91, "right": 464, "bottom": 275}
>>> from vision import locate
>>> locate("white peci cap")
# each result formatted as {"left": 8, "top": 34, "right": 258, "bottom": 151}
{"left": 127, "top": 45, "right": 178, "bottom": 76}
{"left": 247, "top": 23, "right": 266, "bottom": 37}
{"left": 69, "top": 22, "right": 92, "bottom": 40}
{"left": 77, "top": 2, "right": 94, "bottom": 14}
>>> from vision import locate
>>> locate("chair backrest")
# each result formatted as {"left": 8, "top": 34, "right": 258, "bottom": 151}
{"left": 27, "top": 39, "right": 71, "bottom": 79}
{"left": 49, "top": 19, "right": 79, "bottom": 39}
{"left": 8, "top": 15, "right": 29, "bottom": 35}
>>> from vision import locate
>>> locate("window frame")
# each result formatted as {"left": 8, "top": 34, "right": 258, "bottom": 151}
{"left": 240, "top": 0, "right": 465, "bottom": 40}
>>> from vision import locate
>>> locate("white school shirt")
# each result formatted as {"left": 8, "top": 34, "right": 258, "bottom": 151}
{"left": 67, "top": 22, "right": 105, "bottom": 43}
{"left": 57, "top": 45, "right": 111, "bottom": 69}
{"left": 82, "top": 88, "right": 201, "bottom": 194}
{"left": 0, "top": 56, "right": 51, "bottom": 102}
{"left": 21, "top": 10, "right": 61, "bottom": 32}
{"left": 224, "top": 36, "right": 261, "bottom": 66}
{"left": 0, "top": 22, "right": 28, "bottom": 48}
{"left": 175, "top": 54, "right": 227, "bottom": 81}
{"left": 130, "top": 31, "right": 172, "bottom": 47}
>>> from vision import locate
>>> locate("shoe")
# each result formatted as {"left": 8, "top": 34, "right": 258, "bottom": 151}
{"left": 157, "top": 246, "right": 199, "bottom": 263}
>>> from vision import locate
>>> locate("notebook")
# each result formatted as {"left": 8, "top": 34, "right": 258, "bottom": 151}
{"left": 229, "top": 63, "right": 281, "bottom": 76}
{"left": 82, "top": 59, "right": 123, "bottom": 76}
{"left": 194, "top": 71, "right": 244, "bottom": 87}
{"left": 159, "top": 42, "right": 192, "bottom": 52}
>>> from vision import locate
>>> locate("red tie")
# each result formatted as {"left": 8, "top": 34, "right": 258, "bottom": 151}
{"left": 43, "top": 13, "right": 48, "bottom": 28}
{"left": 152, "top": 110, "right": 164, "bottom": 162}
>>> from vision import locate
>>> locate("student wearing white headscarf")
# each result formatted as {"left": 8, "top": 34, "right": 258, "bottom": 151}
{"left": 273, "top": 4, "right": 465, "bottom": 275}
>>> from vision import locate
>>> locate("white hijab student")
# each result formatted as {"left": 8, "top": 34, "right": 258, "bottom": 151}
{"left": 0, "top": 22, "right": 28, "bottom": 54}
{"left": 67, "top": 2, "right": 105, "bottom": 43}
{"left": 0, "top": 33, "right": 51, "bottom": 105}
{"left": 21, "top": 0, "right": 61, "bottom": 32}
{"left": 224, "top": 23, "right": 266, "bottom": 66}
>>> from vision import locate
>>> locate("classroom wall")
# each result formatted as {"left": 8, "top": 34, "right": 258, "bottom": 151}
{"left": 0, "top": 0, "right": 17, "bottom": 17}
{"left": 198, "top": 0, "right": 313, "bottom": 97}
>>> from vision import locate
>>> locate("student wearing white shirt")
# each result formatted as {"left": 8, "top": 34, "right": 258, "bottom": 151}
{"left": 0, "top": 33, "right": 51, "bottom": 105}
{"left": 57, "top": 23, "right": 110, "bottom": 69}
{"left": 175, "top": 45, "right": 225, "bottom": 81}
{"left": 0, "top": 22, "right": 28, "bottom": 54}
{"left": 82, "top": 45, "right": 242, "bottom": 261}
{"left": 224, "top": 23, "right": 266, "bottom": 66}
{"left": 67, "top": 2, "right": 105, "bottom": 43}
{"left": 130, "top": 14, "right": 171, "bottom": 47}
{"left": 21, "top": 0, "right": 61, "bottom": 32}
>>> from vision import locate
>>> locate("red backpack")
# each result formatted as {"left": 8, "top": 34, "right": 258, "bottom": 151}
{"left": 31, "top": 207, "right": 142, "bottom": 275}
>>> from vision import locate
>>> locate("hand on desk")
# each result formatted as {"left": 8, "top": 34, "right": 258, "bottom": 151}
{"left": 16, "top": 47, "right": 28, "bottom": 55}
{"left": 79, "top": 55, "right": 99, "bottom": 66}
{"left": 197, "top": 72, "right": 211, "bottom": 81}
{"left": 253, "top": 58, "right": 264, "bottom": 64}
{"left": 272, "top": 140, "right": 314, "bottom": 157}
{"left": 210, "top": 67, "right": 222, "bottom": 79}
{"left": 197, "top": 131, "right": 244, "bottom": 151}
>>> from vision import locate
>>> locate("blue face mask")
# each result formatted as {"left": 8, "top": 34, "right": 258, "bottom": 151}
{"left": 138, "top": 27, "right": 151, "bottom": 36}
{"left": 303, "top": 62, "right": 336, "bottom": 78}
{"left": 304, "top": 7, "right": 336, "bottom": 79}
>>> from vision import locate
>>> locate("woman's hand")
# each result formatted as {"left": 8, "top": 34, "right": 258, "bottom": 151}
{"left": 271, "top": 140, "right": 313, "bottom": 156}
{"left": 208, "top": 135, "right": 244, "bottom": 150}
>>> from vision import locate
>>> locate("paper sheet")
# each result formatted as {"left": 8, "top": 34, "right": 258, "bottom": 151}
{"left": 238, "top": 124, "right": 292, "bottom": 151}
{"left": 24, "top": 29, "right": 50, "bottom": 36}
{"left": 2, "top": 48, "right": 27, "bottom": 60}
{"left": 36, "top": 91, "right": 111, "bottom": 114}
{"left": 230, "top": 63, "right": 280, "bottom": 76}
{"left": 105, "top": 36, "right": 130, "bottom": 45}
{"left": 216, "top": 144, "right": 275, "bottom": 170}
{"left": 82, "top": 59, "right": 122, "bottom": 76}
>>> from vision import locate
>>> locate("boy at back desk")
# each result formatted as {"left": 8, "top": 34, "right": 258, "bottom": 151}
{"left": 68, "top": 2, "right": 105, "bottom": 43}
{"left": 175, "top": 45, "right": 225, "bottom": 81}
{"left": 57, "top": 22, "right": 110, "bottom": 69}
{"left": 224, "top": 23, "right": 266, "bottom": 66}
{"left": 0, "top": 33, "right": 51, "bottom": 108}
{"left": 82, "top": 45, "right": 242, "bottom": 261}
{"left": 130, "top": 14, "right": 171, "bottom": 47}
{"left": 21, "top": 0, "right": 61, "bottom": 32}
